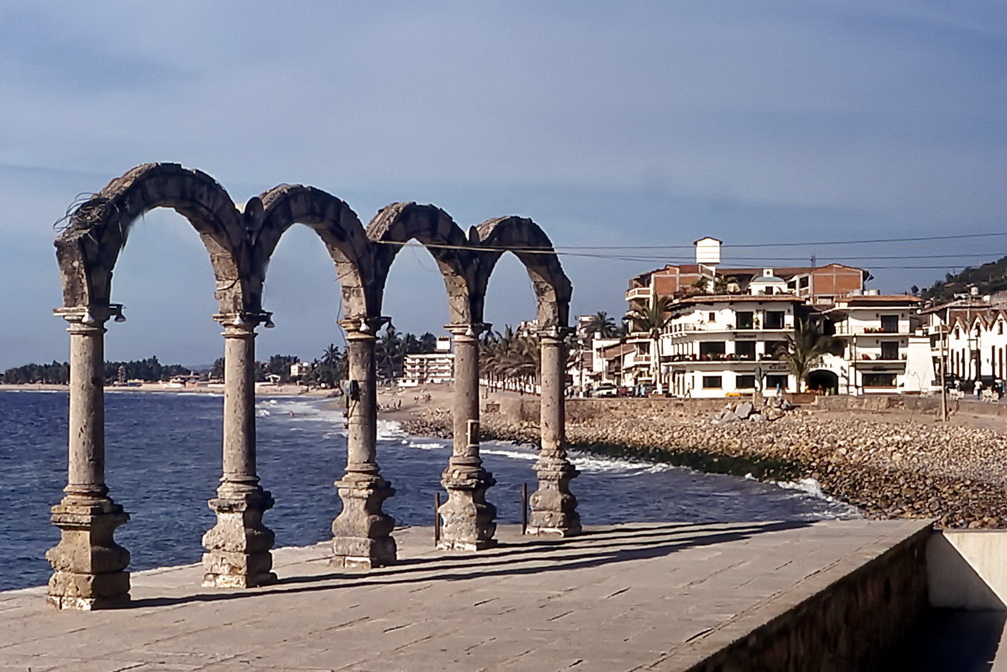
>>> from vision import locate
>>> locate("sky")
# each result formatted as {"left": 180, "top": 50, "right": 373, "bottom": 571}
{"left": 1, "top": 1, "right": 1006, "bottom": 369}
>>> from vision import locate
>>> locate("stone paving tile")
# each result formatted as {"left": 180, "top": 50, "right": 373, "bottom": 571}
{"left": 0, "top": 520, "right": 931, "bottom": 671}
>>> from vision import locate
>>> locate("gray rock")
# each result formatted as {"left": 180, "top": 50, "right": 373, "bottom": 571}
{"left": 748, "top": 413, "right": 765, "bottom": 422}
{"left": 720, "top": 410, "right": 741, "bottom": 424}
{"left": 735, "top": 402, "right": 754, "bottom": 419}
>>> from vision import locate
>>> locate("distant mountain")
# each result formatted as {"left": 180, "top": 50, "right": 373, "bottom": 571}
{"left": 919, "top": 256, "right": 1007, "bottom": 303}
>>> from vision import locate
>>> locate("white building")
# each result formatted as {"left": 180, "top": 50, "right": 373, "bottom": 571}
{"left": 661, "top": 294, "right": 803, "bottom": 398}
{"left": 922, "top": 295, "right": 1007, "bottom": 389}
{"left": 622, "top": 237, "right": 929, "bottom": 397}
{"left": 822, "top": 293, "right": 927, "bottom": 394}
{"left": 400, "top": 336, "right": 454, "bottom": 387}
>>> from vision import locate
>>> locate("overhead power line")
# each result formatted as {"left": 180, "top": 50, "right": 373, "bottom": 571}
{"left": 557, "top": 231, "right": 1007, "bottom": 250}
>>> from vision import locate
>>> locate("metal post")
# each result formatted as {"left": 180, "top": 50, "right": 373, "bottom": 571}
{"left": 434, "top": 492, "right": 441, "bottom": 547}
{"left": 940, "top": 325, "right": 948, "bottom": 422}
{"left": 520, "top": 482, "right": 528, "bottom": 535}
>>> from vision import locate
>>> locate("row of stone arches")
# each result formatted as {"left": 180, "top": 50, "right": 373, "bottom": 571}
{"left": 48, "top": 163, "right": 580, "bottom": 610}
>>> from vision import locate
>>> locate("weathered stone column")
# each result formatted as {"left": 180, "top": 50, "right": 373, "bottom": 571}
{"left": 47, "top": 307, "right": 130, "bottom": 610}
{"left": 528, "top": 329, "right": 582, "bottom": 536}
{"left": 202, "top": 313, "right": 276, "bottom": 588}
{"left": 331, "top": 319, "right": 396, "bottom": 568}
{"left": 438, "top": 324, "right": 496, "bottom": 550}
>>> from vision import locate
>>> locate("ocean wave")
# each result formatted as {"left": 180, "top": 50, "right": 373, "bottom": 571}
{"left": 405, "top": 441, "right": 448, "bottom": 451}
{"left": 770, "top": 477, "right": 861, "bottom": 517}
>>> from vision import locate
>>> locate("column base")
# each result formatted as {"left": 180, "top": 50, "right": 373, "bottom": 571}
{"left": 331, "top": 474, "right": 397, "bottom": 569}
{"left": 46, "top": 498, "right": 130, "bottom": 610}
{"left": 438, "top": 467, "right": 497, "bottom": 551}
{"left": 47, "top": 570, "right": 131, "bottom": 610}
{"left": 202, "top": 551, "right": 277, "bottom": 588}
{"left": 330, "top": 536, "right": 398, "bottom": 569}
{"left": 528, "top": 458, "right": 582, "bottom": 537}
{"left": 202, "top": 488, "right": 276, "bottom": 588}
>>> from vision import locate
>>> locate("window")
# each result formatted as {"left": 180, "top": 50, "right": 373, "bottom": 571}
{"left": 999, "top": 322, "right": 1004, "bottom": 336}
{"left": 735, "top": 341, "right": 756, "bottom": 360}
{"left": 765, "top": 311, "right": 785, "bottom": 329}
{"left": 699, "top": 341, "right": 726, "bottom": 358}
{"left": 708, "top": 312, "right": 716, "bottom": 322}
{"left": 799, "top": 276, "right": 810, "bottom": 289}
{"left": 762, "top": 341, "right": 787, "bottom": 359}
{"left": 880, "top": 315, "right": 899, "bottom": 333}
{"left": 736, "top": 374, "right": 756, "bottom": 389}
{"left": 881, "top": 342, "right": 899, "bottom": 360}
{"left": 766, "top": 375, "right": 788, "bottom": 390}
{"left": 737, "top": 311, "right": 755, "bottom": 330}
{"left": 702, "top": 376, "right": 722, "bottom": 389}
{"left": 863, "top": 373, "right": 896, "bottom": 387}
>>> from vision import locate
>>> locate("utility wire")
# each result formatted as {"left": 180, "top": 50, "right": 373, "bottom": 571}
{"left": 374, "top": 237, "right": 1007, "bottom": 269}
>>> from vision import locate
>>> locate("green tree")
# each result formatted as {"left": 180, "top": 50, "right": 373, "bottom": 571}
{"left": 774, "top": 318, "right": 843, "bottom": 392}
{"left": 625, "top": 297, "right": 673, "bottom": 392}
{"left": 584, "top": 311, "right": 618, "bottom": 340}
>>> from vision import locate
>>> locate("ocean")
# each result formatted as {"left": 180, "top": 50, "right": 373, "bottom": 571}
{"left": 0, "top": 390, "right": 857, "bottom": 592}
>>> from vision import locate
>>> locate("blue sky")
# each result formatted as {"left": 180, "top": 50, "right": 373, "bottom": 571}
{"left": 1, "top": 2, "right": 1005, "bottom": 368}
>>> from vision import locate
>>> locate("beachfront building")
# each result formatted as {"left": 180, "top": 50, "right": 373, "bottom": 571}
{"left": 400, "top": 336, "right": 454, "bottom": 387}
{"left": 822, "top": 293, "right": 929, "bottom": 395}
{"left": 922, "top": 293, "right": 1007, "bottom": 388}
{"left": 662, "top": 294, "right": 803, "bottom": 398}
{"left": 623, "top": 237, "right": 931, "bottom": 397}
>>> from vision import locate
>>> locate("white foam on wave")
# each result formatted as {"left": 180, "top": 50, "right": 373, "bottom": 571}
{"left": 253, "top": 399, "right": 412, "bottom": 443}
{"left": 566, "top": 449, "right": 676, "bottom": 474}
{"left": 255, "top": 398, "right": 347, "bottom": 432}
{"left": 406, "top": 441, "right": 448, "bottom": 451}
{"left": 769, "top": 477, "right": 861, "bottom": 517}
{"left": 481, "top": 447, "right": 539, "bottom": 462}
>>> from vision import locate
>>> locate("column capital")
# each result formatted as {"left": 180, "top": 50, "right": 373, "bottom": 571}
{"left": 445, "top": 323, "right": 489, "bottom": 340}
{"left": 214, "top": 311, "right": 270, "bottom": 333}
{"left": 339, "top": 316, "right": 388, "bottom": 340}
{"left": 54, "top": 305, "right": 123, "bottom": 333}
{"left": 538, "top": 325, "right": 572, "bottom": 343}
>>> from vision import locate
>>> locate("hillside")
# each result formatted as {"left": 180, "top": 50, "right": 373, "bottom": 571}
{"left": 919, "top": 255, "right": 1007, "bottom": 303}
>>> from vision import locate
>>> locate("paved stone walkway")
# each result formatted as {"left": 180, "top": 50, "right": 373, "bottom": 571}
{"left": 0, "top": 519, "right": 929, "bottom": 671}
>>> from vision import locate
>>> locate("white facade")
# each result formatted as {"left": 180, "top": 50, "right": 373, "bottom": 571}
{"left": 660, "top": 296, "right": 801, "bottom": 398}
{"left": 826, "top": 295, "right": 927, "bottom": 394}
{"left": 924, "top": 299, "right": 1007, "bottom": 387}
{"left": 400, "top": 352, "right": 454, "bottom": 387}
{"left": 623, "top": 291, "right": 927, "bottom": 398}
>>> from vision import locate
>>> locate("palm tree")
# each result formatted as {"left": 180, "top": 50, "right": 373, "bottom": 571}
{"left": 775, "top": 318, "right": 843, "bottom": 392}
{"left": 625, "top": 297, "right": 673, "bottom": 392}
{"left": 584, "top": 311, "right": 618, "bottom": 341}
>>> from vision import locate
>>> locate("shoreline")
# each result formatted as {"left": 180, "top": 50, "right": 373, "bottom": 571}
{"left": 0, "top": 382, "right": 339, "bottom": 398}
{"left": 394, "top": 387, "right": 1007, "bottom": 530}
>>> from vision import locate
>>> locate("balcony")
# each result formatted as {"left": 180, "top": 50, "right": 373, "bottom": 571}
{"left": 833, "top": 325, "right": 907, "bottom": 336}
{"left": 625, "top": 287, "right": 652, "bottom": 301}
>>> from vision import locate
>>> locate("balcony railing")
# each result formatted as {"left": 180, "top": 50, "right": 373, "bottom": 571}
{"left": 625, "top": 287, "right": 652, "bottom": 301}
{"left": 666, "top": 322, "right": 793, "bottom": 334}
{"left": 833, "top": 325, "right": 906, "bottom": 336}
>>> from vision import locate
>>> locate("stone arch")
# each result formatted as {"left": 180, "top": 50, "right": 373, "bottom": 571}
{"left": 472, "top": 216, "right": 572, "bottom": 330}
{"left": 54, "top": 163, "right": 249, "bottom": 313}
{"left": 251, "top": 185, "right": 375, "bottom": 320}
{"left": 366, "top": 202, "right": 477, "bottom": 325}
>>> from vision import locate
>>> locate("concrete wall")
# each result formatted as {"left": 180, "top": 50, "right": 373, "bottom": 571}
{"left": 928, "top": 530, "right": 1007, "bottom": 610}
{"left": 684, "top": 524, "right": 930, "bottom": 672}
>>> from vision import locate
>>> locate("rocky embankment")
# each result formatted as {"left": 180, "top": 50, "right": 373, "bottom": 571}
{"left": 402, "top": 401, "right": 1007, "bottom": 529}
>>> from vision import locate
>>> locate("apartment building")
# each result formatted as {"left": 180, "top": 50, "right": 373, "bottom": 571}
{"left": 622, "top": 238, "right": 930, "bottom": 397}
{"left": 922, "top": 294, "right": 1007, "bottom": 387}
{"left": 400, "top": 336, "right": 454, "bottom": 387}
